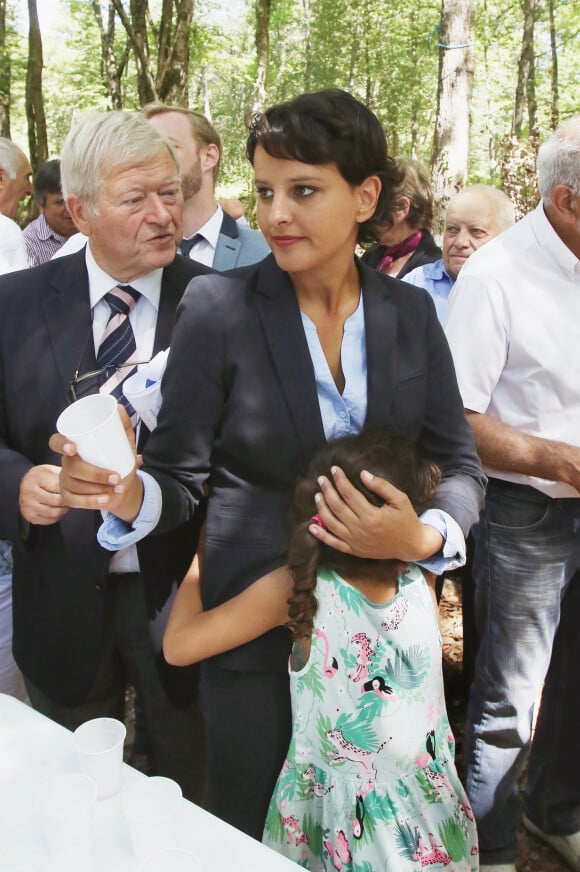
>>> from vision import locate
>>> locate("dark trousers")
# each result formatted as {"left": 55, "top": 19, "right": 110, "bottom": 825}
{"left": 200, "top": 661, "right": 292, "bottom": 840}
{"left": 24, "top": 572, "right": 207, "bottom": 805}
{"left": 458, "top": 533, "right": 478, "bottom": 694}
{"left": 526, "top": 570, "right": 580, "bottom": 834}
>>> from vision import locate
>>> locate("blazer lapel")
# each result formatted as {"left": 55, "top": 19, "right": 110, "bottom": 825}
{"left": 41, "top": 252, "right": 94, "bottom": 404}
{"left": 213, "top": 213, "right": 241, "bottom": 271}
{"left": 358, "top": 260, "right": 398, "bottom": 428}
{"left": 255, "top": 257, "right": 326, "bottom": 463}
{"left": 154, "top": 260, "right": 185, "bottom": 353}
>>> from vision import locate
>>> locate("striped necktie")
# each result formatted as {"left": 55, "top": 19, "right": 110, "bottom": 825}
{"left": 97, "top": 285, "right": 141, "bottom": 424}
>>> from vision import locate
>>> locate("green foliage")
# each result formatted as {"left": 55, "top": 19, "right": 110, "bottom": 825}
{"left": 8, "top": 0, "right": 579, "bottom": 202}
{"left": 276, "top": 761, "right": 298, "bottom": 804}
{"left": 335, "top": 577, "right": 362, "bottom": 615}
{"left": 263, "top": 799, "right": 286, "bottom": 843}
{"left": 394, "top": 818, "right": 418, "bottom": 862}
{"left": 301, "top": 811, "right": 324, "bottom": 857}
{"left": 317, "top": 712, "right": 337, "bottom": 762}
{"left": 355, "top": 684, "right": 392, "bottom": 722}
{"left": 335, "top": 711, "right": 380, "bottom": 751}
{"left": 364, "top": 788, "right": 399, "bottom": 826}
{"left": 415, "top": 766, "right": 442, "bottom": 804}
{"left": 384, "top": 644, "right": 428, "bottom": 690}
{"left": 438, "top": 815, "right": 468, "bottom": 862}
{"left": 297, "top": 658, "right": 325, "bottom": 700}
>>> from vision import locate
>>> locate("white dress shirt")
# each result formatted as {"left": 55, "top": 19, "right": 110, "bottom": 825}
{"left": 86, "top": 244, "right": 162, "bottom": 570}
{"left": 180, "top": 205, "right": 223, "bottom": 267}
{"left": 0, "top": 214, "right": 28, "bottom": 275}
{"left": 446, "top": 203, "right": 580, "bottom": 498}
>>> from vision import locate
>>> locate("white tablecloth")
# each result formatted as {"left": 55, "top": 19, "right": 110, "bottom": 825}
{"left": 0, "top": 693, "right": 298, "bottom": 871}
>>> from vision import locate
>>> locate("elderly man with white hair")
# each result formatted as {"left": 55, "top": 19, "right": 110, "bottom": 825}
{"left": 404, "top": 183, "right": 515, "bottom": 324}
{"left": 0, "top": 111, "right": 210, "bottom": 803}
{"left": 0, "top": 137, "right": 32, "bottom": 273}
{"left": 446, "top": 116, "right": 580, "bottom": 871}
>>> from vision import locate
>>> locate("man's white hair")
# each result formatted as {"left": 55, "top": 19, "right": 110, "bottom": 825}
{"left": 537, "top": 116, "right": 580, "bottom": 205}
{"left": 61, "top": 110, "right": 179, "bottom": 213}
{"left": 0, "top": 137, "right": 25, "bottom": 178}
{"left": 447, "top": 184, "right": 515, "bottom": 232}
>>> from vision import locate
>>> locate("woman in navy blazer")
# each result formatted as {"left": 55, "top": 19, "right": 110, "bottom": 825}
{"left": 58, "top": 90, "right": 485, "bottom": 838}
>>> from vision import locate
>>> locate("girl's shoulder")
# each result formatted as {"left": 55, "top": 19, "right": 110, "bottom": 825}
{"left": 317, "top": 566, "right": 425, "bottom": 612}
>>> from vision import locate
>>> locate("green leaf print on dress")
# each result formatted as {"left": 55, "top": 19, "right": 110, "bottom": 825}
{"left": 438, "top": 816, "right": 470, "bottom": 863}
{"left": 262, "top": 566, "right": 479, "bottom": 870}
{"left": 384, "top": 643, "right": 428, "bottom": 690}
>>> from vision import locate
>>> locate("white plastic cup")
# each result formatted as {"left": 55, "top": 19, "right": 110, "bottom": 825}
{"left": 123, "top": 776, "right": 182, "bottom": 862}
{"left": 56, "top": 393, "right": 135, "bottom": 478}
{"left": 37, "top": 773, "right": 97, "bottom": 858}
{"left": 73, "top": 717, "right": 126, "bottom": 799}
{"left": 45, "top": 846, "right": 96, "bottom": 872}
{"left": 137, "top": 848, "right": 202, "bottom": 872}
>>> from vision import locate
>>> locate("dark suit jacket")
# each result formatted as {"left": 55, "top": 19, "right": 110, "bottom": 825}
{"left": 361, "top": 229, "right": 441, "bottom": 279}
{"left": 0, "top": 250, "right": 211, "bottom": 705}
{"left": 141, "top": 255, "right": 486, "bottom": 673}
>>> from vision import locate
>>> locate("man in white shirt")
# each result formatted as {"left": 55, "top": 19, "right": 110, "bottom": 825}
{"left": 0, "top": 137, "right": 32, "bottom": 274}
{"left": 0, "top": 111, "right": 210, "bottom": 803}
{"left": 446, "top": 117, "right": 580, "bottom": 872}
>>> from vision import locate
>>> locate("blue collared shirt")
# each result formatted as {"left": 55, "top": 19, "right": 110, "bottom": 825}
{"left": 99, "top": 291, "right": 465, "bottom": 573}
{"left": 403, "top": 259, "right": 454, "bottom": 326}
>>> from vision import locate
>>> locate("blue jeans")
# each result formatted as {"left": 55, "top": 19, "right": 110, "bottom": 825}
{"left": 464, "top": 480, "right": 580, "bottom": 865}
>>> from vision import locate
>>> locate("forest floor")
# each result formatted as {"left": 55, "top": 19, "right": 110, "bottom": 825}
{"left": 440, "top": 578, "right": 569, "bottom": 871}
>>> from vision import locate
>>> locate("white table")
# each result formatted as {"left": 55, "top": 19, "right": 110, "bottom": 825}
{"left": 0, "top": 693, "right": 298, "bottom": 871}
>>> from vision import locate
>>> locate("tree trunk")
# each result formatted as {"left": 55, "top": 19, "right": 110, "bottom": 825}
{"left": 302, "top": 0, "right": 312, "bottom": 91}
{"left": 547, "top": 0, "right": 558, "bottom": 129}
{"left": 253, "top": 0, "right": 272, "bottom": 113}
{"left": 26, "top": 0, "right": 48, "bottom": 172}
{"left": 91, "top": 0, "right": 126, "bottom": 109}
{"left": 512, "top": 0, "right": 536, "bottom": 139}
{"left": 430, "top": 0, "right": 476, "bottom": 234}
{"left": 157, "top": 0, "right": 194, "bottom": 104}
{"left": 112, "top": 0, "right": 157, "bottom": 104}
{"left": 113, "top": 0, "right": 194, "bottom": 107}
{"left": 0, "top": 0, "right": 10, "bottom": 137}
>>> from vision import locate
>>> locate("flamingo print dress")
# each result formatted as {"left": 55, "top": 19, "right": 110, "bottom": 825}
{"left": 262, "top": 565, "right": 478, "bottom": 871}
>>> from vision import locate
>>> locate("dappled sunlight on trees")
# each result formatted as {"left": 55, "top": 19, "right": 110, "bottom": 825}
{"left": 4, "top": 0, "right": 579, "bottom": 211}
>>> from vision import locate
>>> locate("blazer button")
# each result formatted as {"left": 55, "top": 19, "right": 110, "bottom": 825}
{"left": 95, "top": 581, "right": 104, "bottom": 591}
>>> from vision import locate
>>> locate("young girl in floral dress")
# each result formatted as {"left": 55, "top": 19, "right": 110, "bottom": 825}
{"left": 164, "top": 429, "right": 478, "bottom": 870}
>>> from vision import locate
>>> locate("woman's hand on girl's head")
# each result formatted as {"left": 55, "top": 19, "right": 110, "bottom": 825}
{"left": 309, "top": 466, "right": 443, "bottom": 563}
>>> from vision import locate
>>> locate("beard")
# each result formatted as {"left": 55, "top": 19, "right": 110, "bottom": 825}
{"left": 181, "top": 157, "right": 203, "bottom": 200}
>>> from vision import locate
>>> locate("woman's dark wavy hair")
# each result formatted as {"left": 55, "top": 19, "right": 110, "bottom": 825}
{"left": 286, "top": 429, "right": 441, "bottom": 640}
{"left": 246, "top": 89, "right": 404, "bottom": 244}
